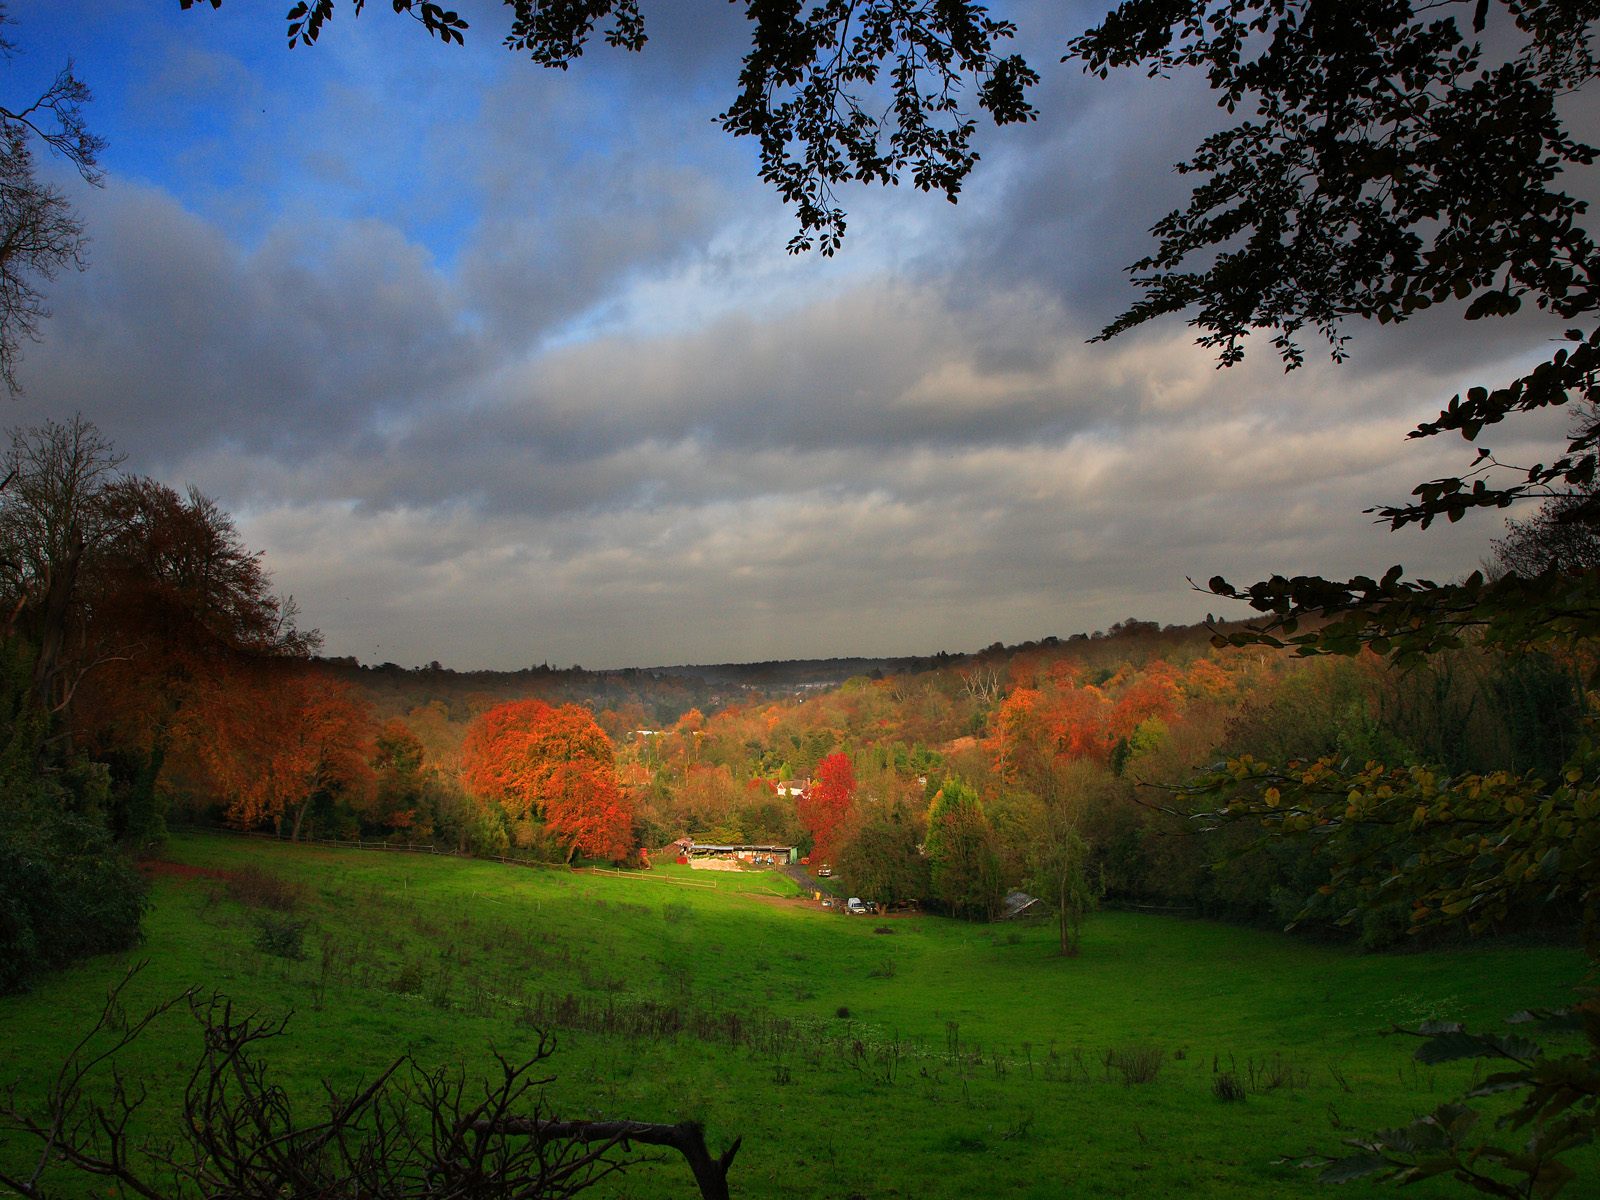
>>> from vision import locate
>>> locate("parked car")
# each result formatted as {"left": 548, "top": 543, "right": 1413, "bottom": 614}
{"left": 846, "top": 897, "right": 867, "bottom": 915}
{"left": 817, "top": 866, "right": 832, "bottom": 877}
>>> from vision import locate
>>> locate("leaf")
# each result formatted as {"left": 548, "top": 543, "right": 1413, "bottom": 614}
{"left": 1318, "top": 1152, "right": 1392, "bottom": 1184}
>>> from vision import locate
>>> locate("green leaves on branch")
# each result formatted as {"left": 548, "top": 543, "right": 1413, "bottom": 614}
{"left": 1205, "top": 565, "right": 1600, "bottom": 675}
{"left": 1284, "top": 1012, "right": 1600, "bottom": 1198}
{"left": 1185, "top": 743, "right": 1600, "bottom": 945}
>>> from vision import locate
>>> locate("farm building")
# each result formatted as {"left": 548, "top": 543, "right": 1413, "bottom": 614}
{"left": 688, "top": 843, "right": 797, "bottom": 865}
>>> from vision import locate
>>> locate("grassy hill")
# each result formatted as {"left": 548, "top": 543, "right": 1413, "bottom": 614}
{"left": 0, "top": 833, "right": 1587, "bottom": 1198}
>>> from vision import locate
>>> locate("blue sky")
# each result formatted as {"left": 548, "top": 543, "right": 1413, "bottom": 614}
{"left": 2, "top": 1, "right": 1565, "bottom": 669}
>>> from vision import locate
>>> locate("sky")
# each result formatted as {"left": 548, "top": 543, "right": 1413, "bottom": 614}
{"left": 2, "top": 1, "right": 1578, "bottom": 670}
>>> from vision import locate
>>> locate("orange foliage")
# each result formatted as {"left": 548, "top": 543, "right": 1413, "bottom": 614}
{"left": 176, "top": 666, "right": 376, "bottom": 840}
{"left": 1108, "top": 661, "right": 1182, "bottom": 740}
{"left": 461, "top": 700, "right": 634, "bottom": 862}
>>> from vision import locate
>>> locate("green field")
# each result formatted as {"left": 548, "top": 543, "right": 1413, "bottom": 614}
{"left": 0, "top": 832, "right": 1588, "bottom": 1198}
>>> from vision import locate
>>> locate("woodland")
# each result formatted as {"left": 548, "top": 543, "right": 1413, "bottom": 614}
{"left": 4, "top": 1, "right": 1600, "bottom": 1198}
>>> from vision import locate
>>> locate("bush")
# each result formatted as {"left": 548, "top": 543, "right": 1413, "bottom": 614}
{"left": 0, "top": 807, "right": 147, "bottom": 994}
{"left": 1104, "top": 1044, "right": 1164, "bottom": 1085}
{"left": 252, "top": 915, "right": 308, "bottom": 960}
{"left": 1212, "top": 1071, "right": 1246, "bottom": 1102}
{"left": 228, "top": 867, "right": 304, "bottom": 912}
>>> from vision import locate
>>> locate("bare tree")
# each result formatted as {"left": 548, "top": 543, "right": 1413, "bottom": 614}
{"left": 0, "top": 965, "right": 743, "bottom": 1199}
{"left": 1492, "top": 405, "right": 1600, "bottom": 578}
{"left": 0, "top": 415, "right": 124, "bottom": 712}
{"left": 0, "top": 2, "right": 104, "bottom": 394}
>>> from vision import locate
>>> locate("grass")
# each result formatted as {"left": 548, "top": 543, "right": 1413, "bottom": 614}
{"left": 0, "top": 830, "right": 1590, "bottom": 1199}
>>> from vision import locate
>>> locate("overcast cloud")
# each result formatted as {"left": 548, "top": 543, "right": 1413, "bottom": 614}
{"left": 3, "top": 1, "right": 1581, "bottom": 668}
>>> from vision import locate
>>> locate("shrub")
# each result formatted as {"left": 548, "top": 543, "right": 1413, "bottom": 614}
{"left": 252, "top": 915, "right": 308, "bottom": 960}
{"left": 1212, "top": 1071, "right": 1246, "bottom": 1102}
{"left": 0, "top": 807, "right": 147, "bottom": 993}
{"left": 1104, "top": 1044, "right": 1164, "bottom": 1085}
{"left": 228, "top": 867, "right": 304, "bottom": 912}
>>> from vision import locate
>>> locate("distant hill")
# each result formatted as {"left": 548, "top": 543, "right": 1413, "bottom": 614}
{"left": 316, "top": 617, "right": 1244, "bottom": 727}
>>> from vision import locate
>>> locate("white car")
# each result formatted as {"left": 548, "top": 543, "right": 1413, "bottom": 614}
{"left": 845, "top": 897, "right": 867, "bottom": 915}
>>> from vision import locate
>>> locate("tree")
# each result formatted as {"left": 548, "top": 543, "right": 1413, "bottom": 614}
{"left": 368, "top": 717, "right": 428, "bottom": 833}
{"left": 0, "top": 416, "right": 123, "bottom": 714}
{"left": 834, "top": 800, "right": 930, "bottom": 908}
{"left": 923, "top": 776, "right": 1002, "bottom": 921}
{"left": 1026, "top": 808, "right": 1096, "bottom": 957}
{"left": 72, "top": 476, "right": 316, "bottom": 841}
{"left": 461, "top": 699, "right": 634, "bottom": 862}
{"left": 176, "top": 665, "right": 376, "bottom": 841}
{"left": 796, "top": 750, "right": 855, "bottom": 864}
{"left": 1492, "top": 405, "right": 1600, "bottom": 577}
{"left": 0, "top": 3, "right": 103, "bottom": 394}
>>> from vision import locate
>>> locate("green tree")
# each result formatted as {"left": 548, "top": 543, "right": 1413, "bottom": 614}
{"left": 1026, "top": 806, "right": 1097, "bottom": 957}
{"left": 835, "top": 800, "right": 930, "bottom": 908}
{"left": 924, "top": 777, "right": 1002, "bottom": 921}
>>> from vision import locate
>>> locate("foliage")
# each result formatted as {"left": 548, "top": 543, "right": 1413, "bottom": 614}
{"left": 924, "top": 777, "right": 1002, "bottom": 921}
{"left": 0, "top": 639, "right": 145, "bottom": 993}
{"left": 797, "top": 751, "right": 856, "bottom": 865}
{"left": 835, "top": 801, "right": 929, "bottom": 908}
{"left": 1288, "top": 1010, "right": 1599, "bottom": 1198}
{"left": 462, "top": 699, "right": 634, "bottom": 862}
{"left": 174, "top": 664, "right": 376, "bottom": 841}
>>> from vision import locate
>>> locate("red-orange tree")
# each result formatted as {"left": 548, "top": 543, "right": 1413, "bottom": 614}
{"left": 175, "top": 666, "right": 375, "bottom": 841}
{"left": 461, "top": 700, "right": 633, "bottom": 863}
{"left": 797, "top": 751, "right": 855, "bottom": 865}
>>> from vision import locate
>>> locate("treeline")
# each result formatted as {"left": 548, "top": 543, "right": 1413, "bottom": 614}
{"left": 618, "top": 624, "right": 1586, "bottom": 947}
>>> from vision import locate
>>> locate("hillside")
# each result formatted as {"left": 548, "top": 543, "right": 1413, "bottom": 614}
{"left": 1, "top": 832, "right": 1586, "bottom": 1199}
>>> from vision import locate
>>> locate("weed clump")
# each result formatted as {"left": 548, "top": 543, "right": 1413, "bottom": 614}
{"left": 1104, "top": 1044, "right": 1164, "bottom": 1085}
{"left": 1212, "top": 1071, "right": 1246, "bottom": 1102}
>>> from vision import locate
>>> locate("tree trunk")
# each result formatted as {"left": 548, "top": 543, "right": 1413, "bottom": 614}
{"left": 474, "top": 1118, "right": 740, "bottom": 1200}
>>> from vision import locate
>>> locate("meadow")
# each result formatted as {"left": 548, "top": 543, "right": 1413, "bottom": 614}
{"left": 0, "top": 832, "right": 1588, "bottom": 1199}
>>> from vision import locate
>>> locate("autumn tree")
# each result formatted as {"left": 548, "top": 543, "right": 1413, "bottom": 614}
{"left": 796, "top": 751, "right": 855, "bottom": 865}
{"left": 462, "top": 700, "right": 634, "bottom": 863}
{"left": 72, "top": 477, "right": 314, "bottom": 841}
{"left": 175, "top": 666, "right": 375, "bottom": 842}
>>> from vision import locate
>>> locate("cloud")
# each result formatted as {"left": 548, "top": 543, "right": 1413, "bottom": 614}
{"left": 6, "top": 2, "right": 1555, "bottom": 669}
